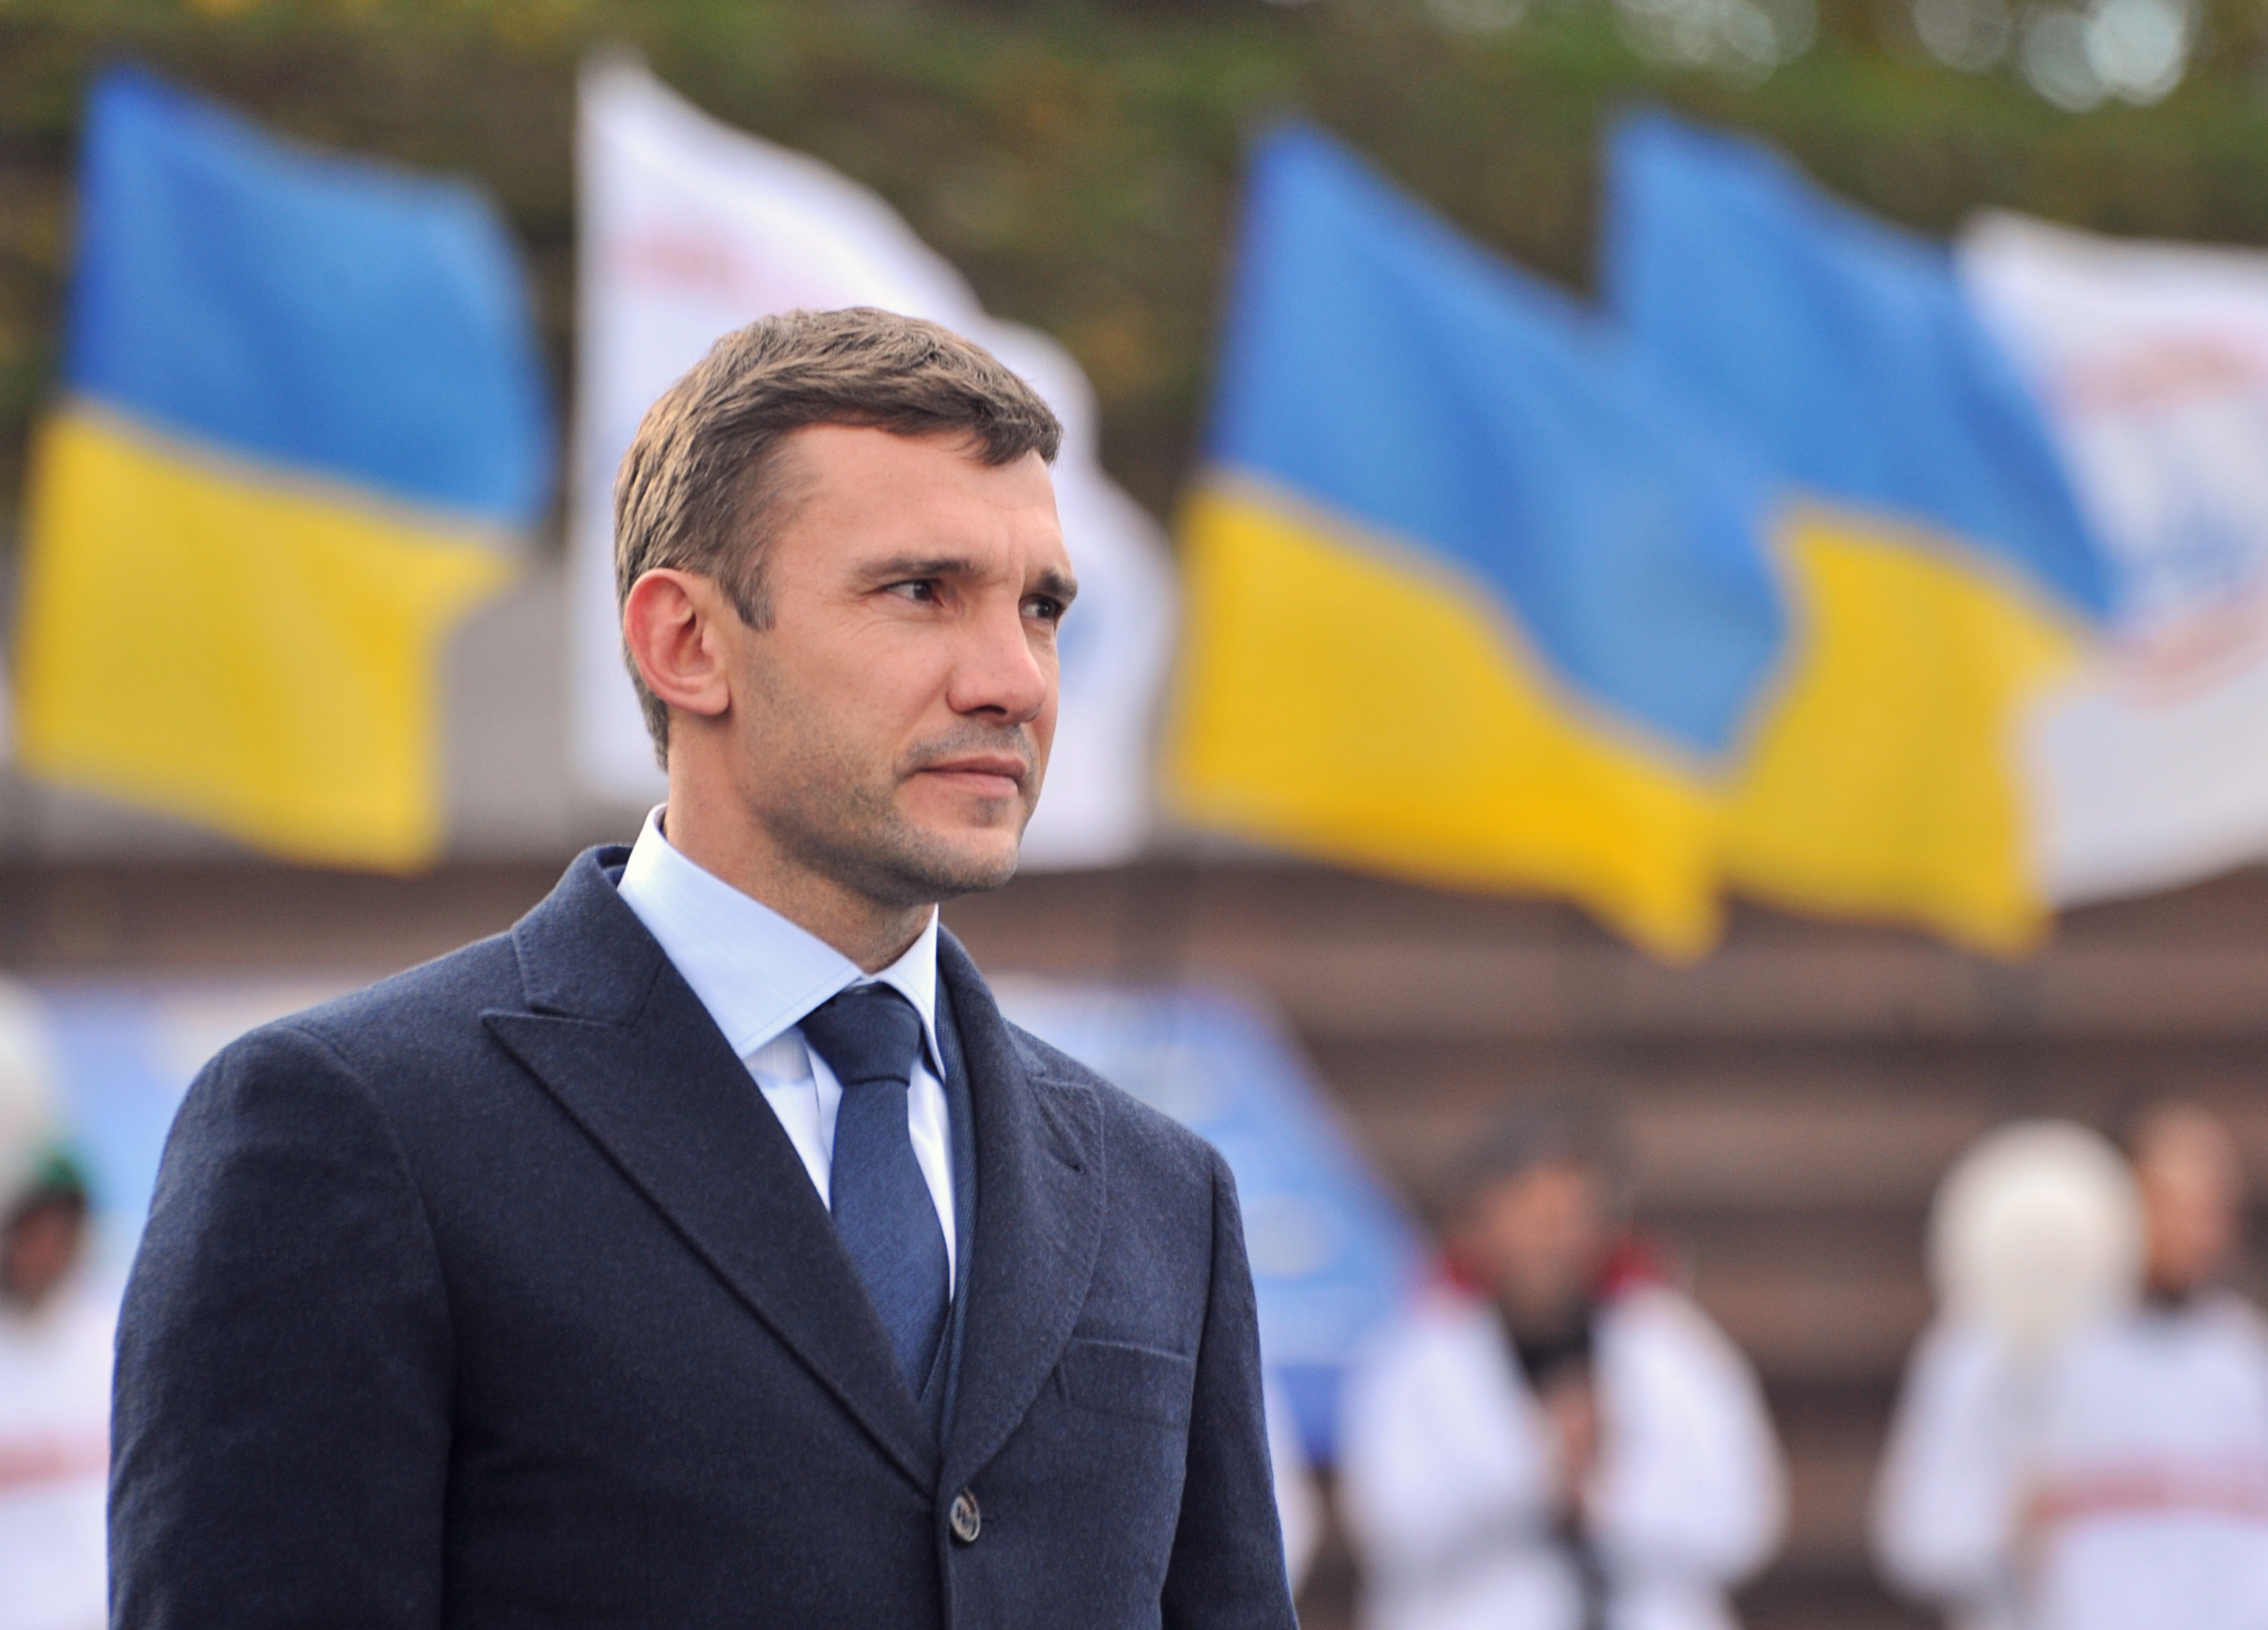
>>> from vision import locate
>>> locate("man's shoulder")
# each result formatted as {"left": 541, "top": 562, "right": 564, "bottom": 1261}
{"left": 998, "top": 1018, "right": 1226, "bottom": 1185}
{"left": 1601, "top": 1281, "right": 1764, "bottom": 1386}
{"left": 218, "top": 931, "right": 527, "bottom": 1089}
{"left": 1359, "top": 1280, "right": 1497, "bottom": 1363}
{"left": 215, "top": 846, "right": 643, "bottom": 1092}
{"left": 2181, "top": 1288, "right": 2268, "bottom": 1351}
{"left": 157, "top": 931, "right": 538, "bottom": 1196}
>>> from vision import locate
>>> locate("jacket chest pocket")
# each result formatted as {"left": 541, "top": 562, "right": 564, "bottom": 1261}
{"left": 1054, "top": 1337, "right": 1197, "bottom": 1428}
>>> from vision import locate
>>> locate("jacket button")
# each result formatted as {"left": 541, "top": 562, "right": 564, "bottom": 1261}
{"left": 949, "top": 1489, "right": 981, "bottom": 1544}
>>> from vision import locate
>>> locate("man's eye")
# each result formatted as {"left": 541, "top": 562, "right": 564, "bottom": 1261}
{"left": 888, "top": 580, "right": 938, "bottom": 603}
{"left": 1022, "top": 595, "right": 1064, "bottom": 623}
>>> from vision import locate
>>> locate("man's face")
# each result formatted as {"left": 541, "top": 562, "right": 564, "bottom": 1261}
{"left": 1, "top": 1196, "right": 86, "bottom": 1312}
{"left": 719, "top": 425, "right": 1073, "bottom": 910}
{"left": 2136, "top": 1110, "right": 2245, "bottom": 1298}
{"left": 1461, "top": 1161, "right": 1608, "bottom": 1333}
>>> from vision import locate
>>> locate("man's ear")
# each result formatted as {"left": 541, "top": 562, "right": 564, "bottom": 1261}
{"left": 622, "top": 568, "right": 735, "bottom": 724}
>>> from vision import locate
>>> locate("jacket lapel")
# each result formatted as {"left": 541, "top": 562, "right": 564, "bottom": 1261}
{"left": 924, "top": 980, "right": 979, "bottom": 1441}
{"left": 938, "top": 930, "right": 1106, "bottom": 1492}
{"left": 481, "top": 850, "right": 939, "bottom": 1494}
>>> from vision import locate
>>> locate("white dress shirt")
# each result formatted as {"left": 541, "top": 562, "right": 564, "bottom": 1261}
{"left": 614, "top": 807, "right": 957, "bottom": 1279}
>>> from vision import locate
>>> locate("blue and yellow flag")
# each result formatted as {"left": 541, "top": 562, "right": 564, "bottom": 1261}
{"left": 1603, "top": 113, "right": 2109, "bottom": 949}
{"left": 1170, "top": 125, "right": 1787, "bottom": 957}
{"left": 1170, "top": 121, "right": 2109, "bottom": 956}
{"left": 15, "top": 68, "right": 549, "bottom": 868}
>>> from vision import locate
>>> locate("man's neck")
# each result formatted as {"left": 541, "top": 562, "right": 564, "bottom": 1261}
{"left": 658, "top": 799, "right": 931, "bottom": 974}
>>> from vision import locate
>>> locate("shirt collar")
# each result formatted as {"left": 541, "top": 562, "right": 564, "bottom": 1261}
{"left": 615, "top": 806, "right": 941, "bottom": 1070}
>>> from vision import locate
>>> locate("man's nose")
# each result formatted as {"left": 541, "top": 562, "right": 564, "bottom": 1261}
{"left": 947, "top": 598, "right": 1051, "bottom": 722}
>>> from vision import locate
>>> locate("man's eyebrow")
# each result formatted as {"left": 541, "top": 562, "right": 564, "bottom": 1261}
{"left": 1032, "top": 567, "right": 1079, "bottom": 605}
{"left": 861, "top": 555, "right": 983, "bottom": 583}
{"left": 859, "top": 557, "right": 1079, "bottom": 602}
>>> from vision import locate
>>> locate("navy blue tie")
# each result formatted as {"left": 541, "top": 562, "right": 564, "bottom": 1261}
{"left": 798, "top": 984, "right": 950, "bottom": 1391}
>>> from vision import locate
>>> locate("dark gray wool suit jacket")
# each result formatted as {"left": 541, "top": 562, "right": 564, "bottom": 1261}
{"left": 110, "top": 847, "right": 1297, "bottom": 1630}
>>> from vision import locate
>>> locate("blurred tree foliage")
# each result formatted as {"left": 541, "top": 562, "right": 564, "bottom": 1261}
{"left": 1, "top": 0, "right": 2267, "bottom": 526}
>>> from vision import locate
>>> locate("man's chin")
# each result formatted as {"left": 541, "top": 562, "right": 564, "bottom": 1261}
{"left": 871, "top": 824, "right": 1023, "bottom": 902}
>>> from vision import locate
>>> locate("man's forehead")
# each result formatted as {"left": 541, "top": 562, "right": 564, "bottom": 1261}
{"left": 769, "top": 428, "right": 1070, "bottom": 583}
{"left": 782, "top": 421, "right": 1045, "bottom": 479}
{"left": 780, "top": 425, "right": 1051, "bottom": 512}
{"left": 1487, "top": 1161, "right": 1602, "bottom": 1203}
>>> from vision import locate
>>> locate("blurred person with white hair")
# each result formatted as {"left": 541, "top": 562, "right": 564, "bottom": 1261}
{"left": 0, "top": 982, "right": 111, "bottom": 1630}
{"left": 1875, "top": 1104, "right": 2268, "bottom": 1630}
{"left": 1338, "top": 1108, "right": 1786, "bottom": 1630}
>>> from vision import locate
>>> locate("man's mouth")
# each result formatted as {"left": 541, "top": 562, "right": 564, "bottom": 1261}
{"left": 913, "top": 754, "right": 1029, "bottom": 800}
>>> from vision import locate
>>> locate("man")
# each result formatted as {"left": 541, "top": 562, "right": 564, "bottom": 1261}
{"left": 1875, "top": 1102, "right": 2268, "bottom": 1630}
{"left": 111, "top": 308, "right": 1294, "bottom": 1629}
{"left": 1338, "top": 1111, "right": 1785, "bottom": 1630}
{"left": 1, "top": 986, "right": 111, "bottom": 1630}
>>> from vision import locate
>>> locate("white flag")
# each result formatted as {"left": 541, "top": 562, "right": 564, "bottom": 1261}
{"left": 1961, "top": 212, "right": 2268, "bottom": 904}
{"left": 571, "top": 58, "right": 1176, "bottom": 868}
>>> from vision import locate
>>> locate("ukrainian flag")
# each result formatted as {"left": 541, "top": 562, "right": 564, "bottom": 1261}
{"left": 1170, "top": 127, "right": 1787, "bottom": 958}
{"left": 1169, "top": 121, "right": 2110, "bottom": 956}
{"left": 14, "top": 68, "right": 549, "bottom": 868}
{"left": 1603, "top": 113, "right": 2110, "bottom": 950}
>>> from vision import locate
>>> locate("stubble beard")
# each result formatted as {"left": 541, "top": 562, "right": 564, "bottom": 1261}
{"left": 745, "top": 714, "right": 1036, "bottom": 914}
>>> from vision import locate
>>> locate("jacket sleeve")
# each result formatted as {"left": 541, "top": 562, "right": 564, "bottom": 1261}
{"left": 1159, "top": 1151, "right": 1300, "bottom": 1629}
{"left": 111, "top": 1021, "right": 454, "bottom": 1630}
{"left": 1587, "top": 1291, "right": 1787, "bottom": 1587}
{"left": 1335, "top": 1298, "right": 1558, "bottom": 1584}
{"left": 1871, "top": 1321, "right": 2023, "bottom": 1609}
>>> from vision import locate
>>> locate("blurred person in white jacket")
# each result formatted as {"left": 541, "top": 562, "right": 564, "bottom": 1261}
{"left": 1267, "top": 1370, "right": 1324, "bottom": 1595}
{"left": 0, "top": 983, "right": 111, "bottom": 1630}
{"left": 1339, "top": 1109, "right": 1786, "bottom": 1630}
{"left": 1875, "top": 1103, "right": 2268, "bottom": 1630}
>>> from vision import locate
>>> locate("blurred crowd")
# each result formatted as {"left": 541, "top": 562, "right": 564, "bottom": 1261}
{"left": 1309, "top": 1094, "right": 2265, "bottom": 1630}
{"left": 1875, "top": 1105, "right": 2268, "bottom": 1630}
{"left": 1, "top": 990, "right": 110, "bottom": 1630}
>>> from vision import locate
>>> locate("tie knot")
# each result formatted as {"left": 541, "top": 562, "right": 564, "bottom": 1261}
{"left": 798, "top": 983, "right": 924, "bottom": 1092}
